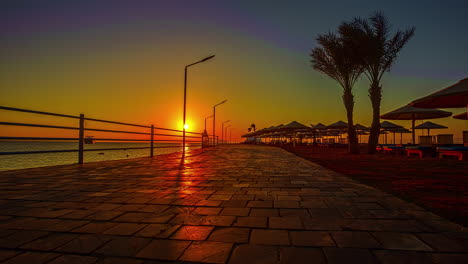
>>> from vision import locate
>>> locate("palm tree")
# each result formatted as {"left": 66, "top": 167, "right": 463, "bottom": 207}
{"left": 247, "top": 127, "right": 252, "bottom": 132}
{"left": 250, "top": 123, "right": 256, "bottom": 132}
{"left": 310, "top": 32, "right": 363, "bottom": 154}
{"left": 340, "top": 12, "right": 415, "bottom": 154}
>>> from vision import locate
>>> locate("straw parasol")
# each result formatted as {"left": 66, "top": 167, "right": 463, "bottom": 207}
{"left": 268, "top": 124, "right": 284, "bottom": 143}
{"left": 354, "top": 124, "right": 369, "bottom": 143}
{"left": 326, "top": 121, "right": 348, "bottom": 129}
{"left": 392, "top": 128, "right": 412, "bottom": 144}
{"left": 326, "top": 121, "right": 348, "bottom": 143}
{"left": 453, "top": 112, "right": 468, "bottom": 120}
{"left": 410, "top": 78, "right": 468, "bottom": 109}
{"left": 380, "top": 105, "right": 451, "bottom": 144}
{"left": 312, "top": 123, "right": 327, "bottom": 130}
{"left": 281, "top": 121, "right": 309, "bottom": 130}
{"left": 354, "top": 124, "right": 368, "bottom": 130}
{"left": 381, "top": 121, "right": 404, "bottom": 144}
{"left": 280, "top": 121, "right": 309, "bottom": 145}
{"left": 310, "top": 123, "right": 327, "bottom": 145}
{"left": 381, "top": 121, "right": 403, "bottom": 130}
{"left": 414, "top": 121, "right": 447, "bottom": 136}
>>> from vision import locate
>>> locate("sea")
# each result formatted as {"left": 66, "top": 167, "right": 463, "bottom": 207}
{"left": 0, "top": 141, "right": 200, "bottom": 171}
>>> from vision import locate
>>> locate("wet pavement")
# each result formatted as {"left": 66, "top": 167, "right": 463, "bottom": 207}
{"left": 0, "top": 145, "right": 466, "bottom": 263}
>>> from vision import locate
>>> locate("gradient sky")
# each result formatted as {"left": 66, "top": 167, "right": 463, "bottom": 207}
{"left": 1, "top": 0, "right": 467, "bottom": 141}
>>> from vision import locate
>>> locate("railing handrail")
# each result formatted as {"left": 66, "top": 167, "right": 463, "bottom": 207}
{"left": 0, "top": 106, "right": 80, "bottom": 119}
{"left": 0, "top": 105, "right": 202, "bottom": 135}
{"left": 0, "top": 105, "right": 212, "bottom": 165}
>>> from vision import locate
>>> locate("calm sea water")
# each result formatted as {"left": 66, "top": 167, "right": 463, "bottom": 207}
{"left": 0, "top": 141, "right": 200, "bottom": 171}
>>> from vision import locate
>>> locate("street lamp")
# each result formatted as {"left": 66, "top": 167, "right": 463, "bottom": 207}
{"left": 183, "top": 55, "right": 215, "bottom": 152}
{"left": 204, "top": 115, "right": 213, "bottom": 134}
{"left": 224, "top": 125, "right": 231, "bottom": 144}
{"left": 213, "top": 100, "right": 227, "bottom": 146}
{"left": 229, "top": 127, "right": 234, "bottom": 144}
{"left": 222, "top": 120, "right": 230, "bottom": 144}
{"left": 204, "top": 115, "right": 213, "bottom": 145}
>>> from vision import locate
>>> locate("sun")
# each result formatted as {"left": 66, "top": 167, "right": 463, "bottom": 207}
{"left": 184, "top": 124, "right": 189, "bottom": 130}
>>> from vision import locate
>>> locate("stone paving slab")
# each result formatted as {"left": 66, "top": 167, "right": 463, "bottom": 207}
{"left": 0, "top": 145, "right": 466, "bottom": 263}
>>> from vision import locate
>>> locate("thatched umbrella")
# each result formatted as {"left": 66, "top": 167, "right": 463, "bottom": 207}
{"left": 381, "top": 121, "right": 403, "bottom": 144}
{"left": 414, "top": 121, "right": 447, "bottom": 136}
{"left": 391, "top": 128, "right": 412, "bottom": 144}
{"left": 310, "top": 123, "right": 327, "bottom": 145}
{"left": 453, "top": 112, "right": 468, "bottom": 120}
{"left": 326, "top": 121, "right": 348, "bottom": 143}
{"left": 280, "top": 121, "right": 309, "bottom": 131}
{"left": 252, "top": 128, "right": 268, "bottom": 143}
{"left": 268, "top": 124, "right": 284, "bottom": 143}
{"left": 280, "top": 121, "right": 309, "bottom": 145}
{"left": 261, "top": 126, "right": 276, "bottom": 142}
{"left": 380, "top": 105, "right": 451, "bottom": 144}
{"left": 354, "top": 124, "right": 368, "bottom": 143}
{"left": 354, "top": 124, "right": 368, "bottom": 130}
{"left": 381, "top": 121, "right": 403, "bottom": 130}
{"left": 411, "top": 78, "right": 468, "bottom": 109}
{"left": 313, "top": 123, "right": 327, "bottom": 130}
{"left": 326, "top": 121, "right": 348, "bottom": 129}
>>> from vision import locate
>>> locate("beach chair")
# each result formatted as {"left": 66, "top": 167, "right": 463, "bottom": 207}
{"left": 383, "top": 145, "right": 405, "bottom": 155}
{"left": 405, "top": 146, "right": 435, "bottom": 158}
{"left": 437, "top": 146, "right": 468, "bottom": 160}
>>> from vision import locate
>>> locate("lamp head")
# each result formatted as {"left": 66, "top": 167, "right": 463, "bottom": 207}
{"left": 214, "top": 100, "right": 228, "bottom": 107}
{"left": 202, "top": 55, "right": 215, "bottom": 62}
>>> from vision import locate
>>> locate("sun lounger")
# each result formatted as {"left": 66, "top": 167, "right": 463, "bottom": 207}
{"left": 405, "top": 146, "right": 435, "bottom": 158}
{"left": 382, "top": 146, "right": 406, "bottom": 155}
{"left": 437, "top": 146, "right": 468, "bottom": 160}
{"left": 376, "top": 144, "right": 395, "bottom": 152}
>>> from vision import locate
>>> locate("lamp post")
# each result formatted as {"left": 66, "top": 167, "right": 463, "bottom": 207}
{"left": 224, "top": 125, "right": 231, "bottom": 144}
{"left": 213, "top": 100, "right": 227, "bottom": 146}
{"left": 204, "top": 115, "right": 213, "bottom": 145}
{"left": 204, "top": 115, "right": 213, "bottom": 134}
{"left": 222, "top": 120, "right": 230, "bottom": 144}
{"left": 183, "top": 55, "right": 215, "bottom": 153}
{"left": 229, "top": 127, "right": 233, "bottom": 144}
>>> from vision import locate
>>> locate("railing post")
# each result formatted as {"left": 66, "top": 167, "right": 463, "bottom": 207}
{"left": 78, "top": 114, "right": 84, "bottom": 164}
{"left": 150, "top": 124, "right": 154, "bottom": 157}
{"left": 201, "top": 134, "right": 204, "bottom": 149}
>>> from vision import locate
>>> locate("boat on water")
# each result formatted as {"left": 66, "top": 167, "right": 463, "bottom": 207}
{"left": 84, "top": 136, "right": 96, "bottom": 144}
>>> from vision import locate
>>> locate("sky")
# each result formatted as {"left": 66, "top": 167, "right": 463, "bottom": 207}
{"left": 1, "top": 0, "right": 467, "bottom": 142}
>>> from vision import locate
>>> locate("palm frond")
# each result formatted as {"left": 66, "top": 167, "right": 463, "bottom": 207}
{"left": 311, "top": 31, "right": 364, "bottom": 90}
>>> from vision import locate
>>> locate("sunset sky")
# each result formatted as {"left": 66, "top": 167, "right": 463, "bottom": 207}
{"left": 1, "top": 0, "right": 467, "bottom": 141}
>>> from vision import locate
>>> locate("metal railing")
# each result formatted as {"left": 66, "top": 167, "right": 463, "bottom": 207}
{"left": 0, "top": 106, "right": 210, "bottom": 164}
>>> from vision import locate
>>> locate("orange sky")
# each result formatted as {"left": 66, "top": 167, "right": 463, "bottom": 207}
{"left": 1, "top": 1, "right": 467, "bottom": 143}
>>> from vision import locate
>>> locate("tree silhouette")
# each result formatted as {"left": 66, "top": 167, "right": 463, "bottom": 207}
{"left": 310, "top": 32, "right": 363, "bottom": 154}
{"left": 248, "top": 127, "right": 252, "bottom": 132}
{"left": 340, "top": 12, "right": 415, "bottom": 153}
{"left": 250, "top": 123, "right": 256, "bottom": 132}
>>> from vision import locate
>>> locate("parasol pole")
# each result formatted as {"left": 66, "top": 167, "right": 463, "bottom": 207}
{"left": 411, "top": 114, "right": 416, "bottom": 144}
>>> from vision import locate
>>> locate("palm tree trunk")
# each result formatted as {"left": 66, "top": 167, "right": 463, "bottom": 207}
{"left": 343, "top": 89, "right": 359, "bottom": 154}
{"left": 367, "top": 82, "right": 382, "bottom": 154}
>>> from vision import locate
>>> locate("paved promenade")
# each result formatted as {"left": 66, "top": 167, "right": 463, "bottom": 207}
{"left": 0, "top": 145, "right": 466, "bottom": 263}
